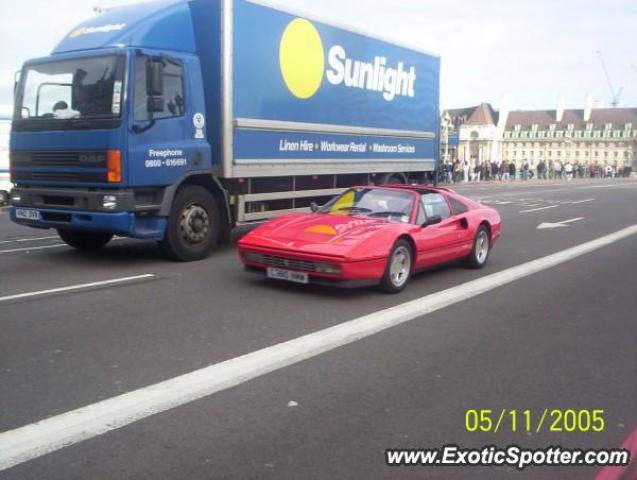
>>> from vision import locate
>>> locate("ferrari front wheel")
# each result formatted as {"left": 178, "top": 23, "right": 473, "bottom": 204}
{"left": 380, "top": 239, "right": 413, "bottom": 294}
{"left": 465, "top": 225, "right": 490, "bottom": 269}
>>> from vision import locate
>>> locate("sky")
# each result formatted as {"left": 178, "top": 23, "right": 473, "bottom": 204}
{"left": 0, "top": 0, "right": 635, "bottom": 111}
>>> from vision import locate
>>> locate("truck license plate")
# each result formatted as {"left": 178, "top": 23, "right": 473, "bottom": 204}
{"left": 15, "top": 209, "right": 41, "bottom": 221}
{"left": 267, "top": 268, "right": 309, "bottom": 284}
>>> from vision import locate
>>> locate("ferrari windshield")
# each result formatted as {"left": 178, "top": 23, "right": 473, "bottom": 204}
{"left": 13, "top": 55, "right": 125, "bottom": 129}
{"left": 321, "top": 188, "right": 415, "bottom": 224}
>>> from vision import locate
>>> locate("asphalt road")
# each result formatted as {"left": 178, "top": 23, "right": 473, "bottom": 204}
{"left": 1, "top": 178, "right": 636, "bottom": 479}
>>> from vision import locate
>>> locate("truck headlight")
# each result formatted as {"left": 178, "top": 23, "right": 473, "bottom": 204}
{"left": 10, "top": 191, "right": 21, "bottom": 203}
{"left": 102, "top": 195, "right": 118, "bottom": 210}
{"left": 315, "top": 262, "right": 342, "bottom": 275}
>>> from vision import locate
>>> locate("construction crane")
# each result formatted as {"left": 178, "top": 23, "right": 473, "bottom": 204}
{"left": 596, "top": 50, "right": 623, "bottom": 108}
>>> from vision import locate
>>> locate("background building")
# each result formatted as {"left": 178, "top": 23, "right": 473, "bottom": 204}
{"left": 445, "top": 103, "right": 504, "bottom": 166}
{"left": 442, "top": 102, "right": 637, "bottom": 174}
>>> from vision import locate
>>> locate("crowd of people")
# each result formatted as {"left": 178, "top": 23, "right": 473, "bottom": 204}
{"left": 441, "top": 158, "right": 634, "bottom": 183}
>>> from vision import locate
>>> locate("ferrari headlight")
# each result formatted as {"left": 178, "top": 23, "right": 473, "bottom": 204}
{"left": 244, "top": 252, "right": 263, "bottom": 263}
{"left": 315, "top": 262, "right": 342, "bottom": 275}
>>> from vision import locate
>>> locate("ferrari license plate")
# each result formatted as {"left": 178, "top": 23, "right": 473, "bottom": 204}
{"left": 267, "top": 268, "right": 309, "bottom": 284}
{"left": 15, "top": 208, "right": 41, "bottom": 221}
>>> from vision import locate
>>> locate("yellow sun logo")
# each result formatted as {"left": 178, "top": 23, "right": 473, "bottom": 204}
{"left": 279, "top": 19, "right": 325, "bottom": 99}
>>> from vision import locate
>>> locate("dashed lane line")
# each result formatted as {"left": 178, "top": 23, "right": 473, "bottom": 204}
{"left": 519, "top": 205, "right": 559, "bottom": 213}
{"left": 0, "top": 274, "right": 156, "bottom": 303}
{"left": 0, "top": 244, "right": 67, "bottom": 254}
{"left": 0, "top": 237, "right": 128, "bottom": 255}
{"left": 0, "top": 236, "right": 59, "bottom": 245}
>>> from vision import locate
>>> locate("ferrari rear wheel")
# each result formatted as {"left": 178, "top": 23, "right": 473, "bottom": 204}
{"left": 380, "top": 239, "right": 413, "bottom": 293}
{"left": 465, "top": 225, "right": 490, "bottom": 269}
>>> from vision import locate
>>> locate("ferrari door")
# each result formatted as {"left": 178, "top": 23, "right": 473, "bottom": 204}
{"left": 413, "top": 193, "right": 467, "bottom": 268}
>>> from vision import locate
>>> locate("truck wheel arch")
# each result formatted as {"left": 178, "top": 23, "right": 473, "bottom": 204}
{"left": 159, "top": 172, "right": 232, "bottom": 227}
{"left": 379, "top": 172, "right": 408, "bottom": 185}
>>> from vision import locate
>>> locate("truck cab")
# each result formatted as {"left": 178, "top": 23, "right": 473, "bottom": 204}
{"left": 10, "top": 1, "right": 223, "bottom": 260}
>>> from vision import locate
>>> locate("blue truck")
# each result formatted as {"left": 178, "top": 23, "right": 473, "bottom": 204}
{"left": 9, "top": 0, "right": 440, "bottom": 261}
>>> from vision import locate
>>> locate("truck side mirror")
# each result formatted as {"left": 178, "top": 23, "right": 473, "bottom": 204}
{"left": 147, "top": 96, "right": 165, "bottom": 113}
{"left": 13, "top": 70, "right": 21, "bottom": 100}
{"left": 146, "top": 59, "right": 164, "bottom": 97}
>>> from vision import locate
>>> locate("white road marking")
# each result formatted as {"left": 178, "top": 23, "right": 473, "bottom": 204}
{"left": 456, "top": 182, "right": 636, "bottom": 200}
{"left": 0, "top": 244, "right": 67, "bottom": 254}
{"left": 537, "top": 218, "right": 585, "bottom": 230}
{"left": 0, "top": 237, "right": 128, "bottom": 255}
{"left": 1, "top": 225, "right": 636, "bottom": 471}
{"left": 0, "top": 274, "right": 155, "bottom": 303}
{"left": 570, "top": 198, "right": 595, "bottom": 205}
{"left": 0, "top": 236, "right": 59, "bottom": 245}
{"left": 519, "top": 205, "right": 559, "bottom": 213}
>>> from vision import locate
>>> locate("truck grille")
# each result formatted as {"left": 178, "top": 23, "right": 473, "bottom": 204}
{"left": 10, "top": 150, "right": 108, "bottom": 183}
{"left": 11, "top": 150, "right": 107, "bottom": 167}
{"left": 247, "top": 253, "right": 318, "bottom": 273}
{"left": 11, "top": 170, "right": 106, "bottom": 183}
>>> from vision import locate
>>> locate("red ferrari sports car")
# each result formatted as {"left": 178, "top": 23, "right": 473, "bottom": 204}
{"left": 238, "top": 185, "right": 501, "bottom": 293}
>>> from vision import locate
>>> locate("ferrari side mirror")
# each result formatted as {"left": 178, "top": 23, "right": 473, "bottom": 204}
{"left": 310, "top": 202, "right": 320, "bottom": 213}
{"left": 422, "top": 215, "right": 442, "bottom": 228}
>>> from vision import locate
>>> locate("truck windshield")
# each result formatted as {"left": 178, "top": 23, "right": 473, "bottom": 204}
{"left": 13, "top": 55, "right": 125, "bottom": 131}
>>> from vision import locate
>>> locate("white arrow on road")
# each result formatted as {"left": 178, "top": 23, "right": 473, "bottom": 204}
{"left": 537, "top": 218, "right": 585, "bottom": 230}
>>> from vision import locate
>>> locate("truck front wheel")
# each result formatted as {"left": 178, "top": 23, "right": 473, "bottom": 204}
{"left": 161, "top": 185, "right": 220, "bottom": 262}
{"left": 57, "top": 229, "right": 113, "bottom": 250}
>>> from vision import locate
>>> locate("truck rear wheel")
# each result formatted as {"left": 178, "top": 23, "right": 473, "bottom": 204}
{"left": 380, "top": 172, "right": 408, "bottom": 185}
{"left": 161, "top": 185, "right": 220, "bottom": 262}
{"left": 57, "top": 229, "right": 113, "bottom": 250}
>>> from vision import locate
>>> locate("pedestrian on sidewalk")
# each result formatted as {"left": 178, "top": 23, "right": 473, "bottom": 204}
{"left": 538, "top": 160, "right": 547, "bottom": 180}
{"left": 454, "top": 159, "right": 462, "bottom": 182}
{"left": 501, "top": 160, "right": 510, "bottom": 181}
{"left": 445, "top": 160, "right": 454, "bottom": 183}
{"left": 522, "top": 160, "right": 529, "bottom": 181}
{"left": 565, "top": 161, "right": 573, "bottom": 181}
